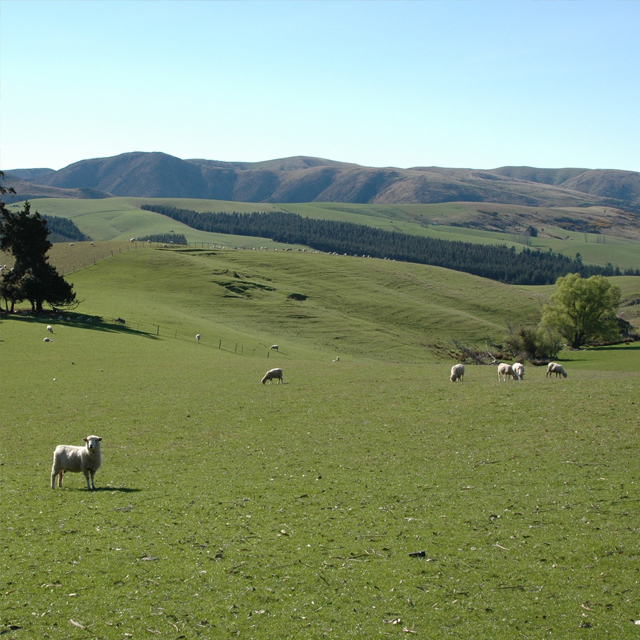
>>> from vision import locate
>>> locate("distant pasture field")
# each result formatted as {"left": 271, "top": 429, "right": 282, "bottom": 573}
{"left": 10, "top": 197, "right": 640, "bottom": 270}
{"left": 1, "top": 248, "right": 639, "bottom": 639}
{"left": 5, "top": 198, "right": 303, "bottom": 251}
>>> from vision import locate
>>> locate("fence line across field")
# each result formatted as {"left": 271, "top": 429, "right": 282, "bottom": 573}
{"left": 56, "top": 240, "right": 262, "bottom": 277}
{"left": 129, "top": 318, "right": 280, "bottom": 358}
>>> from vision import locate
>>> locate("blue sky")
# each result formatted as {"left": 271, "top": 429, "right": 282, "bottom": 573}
{"left": 1, "top": 1, "right": 639, "bottom": 172}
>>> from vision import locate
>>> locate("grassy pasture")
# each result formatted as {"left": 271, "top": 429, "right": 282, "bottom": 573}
{"left": 11, "top": 197, "right": 640, "bottom": 270}
{"left": 1, "top": 247, "right": 639, "bottom": 638}
{"left": 1, "top": 319, "right": 639, "bottom": 638}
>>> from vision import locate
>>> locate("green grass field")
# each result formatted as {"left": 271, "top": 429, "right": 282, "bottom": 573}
{"left": 10, "top": 197, "right": 640, "bottom": 270}
{"left": 1, "top": 247, "right": 639, "bottom": 639}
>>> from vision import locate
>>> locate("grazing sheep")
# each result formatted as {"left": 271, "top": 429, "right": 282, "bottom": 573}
{"left": 129, "top": 238, "right": 135, "bottom": 242}
{"left": 43, "top": 337, "right": 52, "bottom": 343}
{"left": 46, "top": 325, "right": 54, "bottom": 333}
{"left": 497, "top": 362, "right": 516, "bottom": 381}
{"left": 270, "top": 345, "right": 279, "bottom": 351}
{"left": 333, "top": 356, "right": 340, "bottom": 363}
{"left": 196, "top": 333, "right": 201, "bottom": 341}
{"left": 546, "top": 362, "right": 568, "bottom": 378}
{"left": 512, "top": 362, "right": 525, "bottom": 380}
{"left": 450, "top": 363, "right": 465, "bottom": 382}
{"left": 261, "top": 368, "right": 283, "bottom": 385}
{"left": 51, "top": 435, "right": 103, "bottom": 490}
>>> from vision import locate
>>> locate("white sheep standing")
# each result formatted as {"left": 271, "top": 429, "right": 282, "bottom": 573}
{"left": 546, "top": 362, "right": 568, "bottom": 378}
{"left": 46, "top": 325, "right": 54, "bottom": 333}
{"left": 497, "top": 362, "right": 516, "bottom": 381}
{"left": 51, "top": 435, "right": 103, "bottom": 490}
{"left": 262, "top": 368, "right": 283, "bottom": 385}
{"left": 512, "top": 362, "right": 524, "bottom": 380}
{"left": 270, "top": 345, "right": 279, "bottom": 351}
{"left": 196, "top": 333, "right": 201, "bottom": 342}
{"left": 450, "top": 363, "right": 465, "bottom": 382}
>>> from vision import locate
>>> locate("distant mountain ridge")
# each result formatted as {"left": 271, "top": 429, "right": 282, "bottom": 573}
{"left": 5, "top": 152, "right": 640, "bottom": 212}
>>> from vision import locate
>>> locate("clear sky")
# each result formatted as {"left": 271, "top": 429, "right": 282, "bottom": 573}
{"left": 1, "top": 0, "right": 639, "bottom": 172}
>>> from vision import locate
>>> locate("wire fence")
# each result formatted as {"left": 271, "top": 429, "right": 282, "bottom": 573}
{"left": 57, "top": 240, "right": 270, "bottom": 276}
{"left": 58, "top": 241, "right": 165, "bottom": 276}
{"left": 130, "top": 318, "right": 284, "bottom": 359}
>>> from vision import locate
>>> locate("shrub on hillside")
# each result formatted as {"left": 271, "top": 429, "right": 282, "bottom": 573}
{"left": 504, "top": 324, "right": 563, "bottom": 361}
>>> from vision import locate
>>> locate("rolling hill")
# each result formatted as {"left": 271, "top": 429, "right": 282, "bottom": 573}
{"left": 56, "top": 245, "right": 552, "bottom": 361}
{"left": 2, "top": 172, "right": 112, "bottom": 202}
{"left": 6, "top": 196, "right": 640, "bottom": 270}
{"left": 6, "top": 151, "right": 640, "bottom": 212}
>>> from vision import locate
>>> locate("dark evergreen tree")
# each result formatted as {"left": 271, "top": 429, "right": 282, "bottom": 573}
{"left": 0, "top": 194, "right": 77, "bottom": 313}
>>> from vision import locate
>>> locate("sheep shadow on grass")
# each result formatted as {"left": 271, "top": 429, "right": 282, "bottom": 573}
{"left": 56, "top": 486, "right": 142, "bottom": 493}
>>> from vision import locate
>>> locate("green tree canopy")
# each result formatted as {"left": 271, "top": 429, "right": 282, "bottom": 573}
{"left": 540, "top": 273, "right": 621, "bottom": 349}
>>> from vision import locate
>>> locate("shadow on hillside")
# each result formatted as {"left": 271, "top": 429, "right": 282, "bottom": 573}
{"left": 3, "top": 312, "right": 160, "bottom": 340}
{"left": 558, "top": 343, "right": 640, "bottom": 361}
{"left": 587, "top": 343, "right": 640, "bottom": 352}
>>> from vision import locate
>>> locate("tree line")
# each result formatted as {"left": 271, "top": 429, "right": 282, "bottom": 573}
{"left": 141, "top": 204, "right": 637, "bottom": 285}
{"left": 42, "top": 215, "right": 89, "bottom": 243}
{"left": 136, "top": 233, "right": 188, "bottom": 245}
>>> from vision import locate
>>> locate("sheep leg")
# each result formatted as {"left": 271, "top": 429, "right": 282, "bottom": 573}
{"left": 89, "top": 470, "right": 97, "bottom": 490}
{"left": 58, "top": 470, "right": 65, "bottom": 488}
{"left": 84, "top": 470, "right": 93, "bottom": 490}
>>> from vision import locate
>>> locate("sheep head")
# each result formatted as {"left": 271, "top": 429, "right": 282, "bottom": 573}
{"left": 83, "top": 436, "right": 103, "bottom": 450}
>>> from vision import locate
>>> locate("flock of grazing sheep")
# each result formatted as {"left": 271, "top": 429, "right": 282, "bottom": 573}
{"left": 46, "top": 323, "right": 568, "bottom": 491}
{"left": 450, "top": 361, "right": 568, "bottom": 382}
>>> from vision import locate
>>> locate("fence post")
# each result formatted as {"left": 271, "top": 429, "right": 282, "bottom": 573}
{"left": 219, "top": 339, "right": 222, "bottom": 349}
{"left": 157, "top": 326, "right": 160, "bottom": 336}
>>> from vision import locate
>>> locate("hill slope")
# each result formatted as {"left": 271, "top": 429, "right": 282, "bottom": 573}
{"left": 2, "top": 172, "right": 112, "bottom": 202}
{"left": 59, "top": 246, "right": 547, "bottom": 362}
{"left": 7, "top": 152, "right": 640, "bottom": 211}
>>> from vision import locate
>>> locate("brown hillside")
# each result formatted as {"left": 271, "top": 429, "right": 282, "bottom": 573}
{"left": 6, "top": 152, "right": 640, "bottom": 213}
